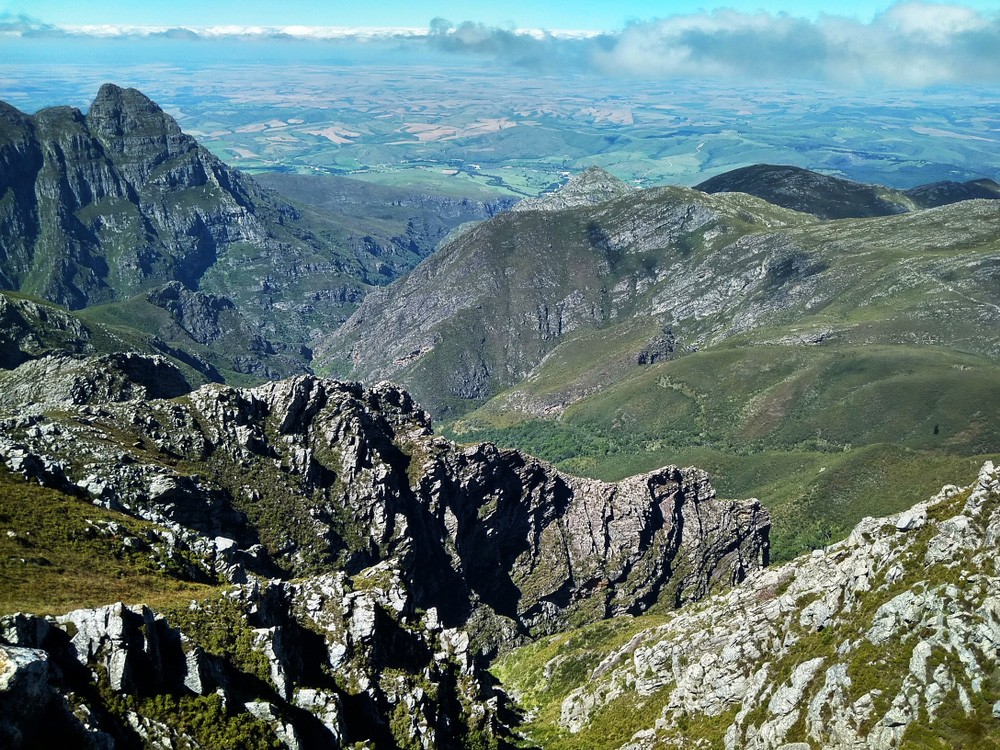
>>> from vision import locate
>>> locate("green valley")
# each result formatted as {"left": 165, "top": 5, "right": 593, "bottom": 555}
{"left": 325, "top": 168, "right": 1000, "bottom": 561}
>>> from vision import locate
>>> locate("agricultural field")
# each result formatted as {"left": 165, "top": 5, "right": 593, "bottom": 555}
{"left": 4, "top": 60, "right": 999, "bottom": 195}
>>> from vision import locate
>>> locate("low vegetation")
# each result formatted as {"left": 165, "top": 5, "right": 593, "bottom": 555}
{"left": 0, "top": 467, "right": 218, "bottom": 616}
{"left": 446, "top": 342, "right": 1000, "bottom": 561}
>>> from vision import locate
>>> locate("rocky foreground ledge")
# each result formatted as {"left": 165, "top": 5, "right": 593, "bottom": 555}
{"left": 0, "top": 354, "right": 769, "bottom": 749}
{"left": 499, "top": 461, "right": 1000, "bottom": 750}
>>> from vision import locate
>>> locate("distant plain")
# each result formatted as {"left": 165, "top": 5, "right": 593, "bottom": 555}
{"left": 4, "top": 58, "right": 999, "bottom": 196}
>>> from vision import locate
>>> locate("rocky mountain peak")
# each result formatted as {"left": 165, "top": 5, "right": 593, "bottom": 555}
{"left": 0, "top": 99, "right": 31, "bottom": 127}
{"left": 0, "top": 355, "right": 768, "bottom": 639}
{"left": 0, "top": 351, "right": 770, "bottom": 746}
{"left": 85, "top": 83, "right": 198, "bottom": 184}
{"left": 511, "top": 165, "right": 634, "bottom": 212}
{"left": 86, "top": 83, "right": 181, "bottom": 139}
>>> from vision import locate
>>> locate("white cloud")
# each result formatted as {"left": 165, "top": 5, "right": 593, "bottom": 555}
{"left": 425, "top": 2, "right": 1000, "bottom": 86}
{"left": 4, "top": 3, "right": 1000, "bottom": 87}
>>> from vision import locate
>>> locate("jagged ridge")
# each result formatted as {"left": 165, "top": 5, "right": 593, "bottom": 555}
{"left": 0, "top": 353, "right": 767, "bottom": 748}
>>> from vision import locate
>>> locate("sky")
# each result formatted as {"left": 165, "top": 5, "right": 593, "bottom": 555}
{"left": 3, "top": 1, "right": 1000, "bottom": 87}
{"left": 6, "top": 0, "right": 999, "bottom": 30}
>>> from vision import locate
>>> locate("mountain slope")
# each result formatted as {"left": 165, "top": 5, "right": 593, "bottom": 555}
{"left": 0, "top": 85, "right": 518, "bottom": 366}
{"left": 317, "top": 175, "right": 810, "bottom": 415}
{"left": 319, "top": 171, "right": 1000, "bottom": 417}
{"left": 0, "top": 357, "right": 768, "bottom": 639}
{"left": 0, "top": 84, "right": 281, "bottom": 308}
{"left": 318, "top": 165, "right": 1000, "bottom": 560}
{"left": 497, "top": 461, "right": 1000, "bottom": 749}
{"left": 0, "top": 355, "right": 767, "bottom": 748}
{"left": 254, "top": 171, "right": 518, "bottom": 271}
{"left": 695, "top": 163, "right": 1000, "bottom": 219}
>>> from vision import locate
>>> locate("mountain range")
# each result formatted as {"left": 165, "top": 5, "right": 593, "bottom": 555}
{"left": 3, "top": 85, "right": 1000, "bottom": 748}
{"left": 317, "top": 162, "right": 1000, "bottom": 558}
{"left": 0, "top": 84, "right": 513, "bottom": 381}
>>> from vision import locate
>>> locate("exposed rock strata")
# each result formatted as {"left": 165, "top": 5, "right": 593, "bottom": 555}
{"left": 0, "top": 84, "right": 276, "bottom": 309}
{"left": 0, "top": 356, "right": 769, "bottom": 748}
{"left": 0, "top": 358, "right": 768, "bottom": 641}
{"left": 512, "top": 462, "right": 1000, "bottom": 749}
{"left": 315, "top": 174, "right": 819, "bottom": 415}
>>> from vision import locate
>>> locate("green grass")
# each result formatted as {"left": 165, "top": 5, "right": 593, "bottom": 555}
{"left": 0, "top": 467, "right": 219, "bottom": 616}
{"left": 492, "top": 615, "right": 673, "bottom": 748}
{"left": 445, "top": 342, "right": 1000, "bottom": 561}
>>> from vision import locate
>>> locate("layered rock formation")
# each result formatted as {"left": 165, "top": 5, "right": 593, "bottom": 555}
{"left": 318, "top": 163, "right": 1000, "bottom": 425}
{"left": 0, "top": 353, "right": 769, "bottom": 748}
{"left": 0, "top": 355, "right": 768, "bottom": 638}
{"left": 0, "top": 84, "right": 279, "bottom": 309}
{"left": 0, "top": 86, "right": 513, "bottom": 366}
{"left": 501, "top": 462, "right": 1000, "bottom": 749}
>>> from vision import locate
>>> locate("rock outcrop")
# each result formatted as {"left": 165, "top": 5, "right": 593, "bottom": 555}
{"left": 510, "top": 166, "right": 635, "bottom": 213}
{"left": 0, "top": 580, "right": 500, "bottom": 750}
{"left": 502, "top": 462, "right": 1000, "bottom": 749}
{"left": 0, "top": 356, "right": 768, "bottom": 640}
{"left": 0, "top": 355, "right": 769, "bottom": 748}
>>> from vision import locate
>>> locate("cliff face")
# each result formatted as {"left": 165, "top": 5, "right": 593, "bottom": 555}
{"left": 0, "top": 356, "right": 768, "bottom": 641}
{"left": 498, "top": 461, "right": 1000, "bottom": 749}
{"left": 0, "top": 86, "right": 525, "bottom": 364}
{"left": 0, "top": 85, "right": 275, "bottom": 309}
{"left": 0, "top": 353, "right": 768, "bottom": 748}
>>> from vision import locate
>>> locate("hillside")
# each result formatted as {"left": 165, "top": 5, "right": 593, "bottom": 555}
{"left": 253, "top": 171, "right": 518, "bottom": 263}
{"left": 695, "top": 163, "right": 1000, "bottom": 219}
{"left": 319, "top": 166, "right": 1000, "bottom": 559}
{"left": 316, "top": 170, "right": 812, "bottom": 413}
{"left": 496, "top": 461, "right": 1000, "bottom": 749}
{"left": 0, "top": 86, "right": 518, "bottom": 378}
{"left": 5, "top": 140, "right": 1000, "bottom": 746}
{"left": 0, "top": 352, "right": 766, "bottom": 748}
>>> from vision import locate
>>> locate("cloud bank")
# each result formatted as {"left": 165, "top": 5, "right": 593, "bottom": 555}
{"left": 3, "top": 2, "right": 1000, "bottom": 87}
{"left": 426, "top": 3, "right": 1000, "bottom": 86}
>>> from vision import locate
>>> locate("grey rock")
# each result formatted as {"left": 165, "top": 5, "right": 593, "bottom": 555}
{"left": 510, "top": 166, "right": 635, "bottom": 213}
{"left": 540, "top": 462, "right": 1000, "bottom": 749}
{"left": 0, "top": 645, "right": 53, "bottom": 748}
{"left": 895, "top": 506, "right": 927, "bottom": 531}
{"left": 294, "top": 688, "right": 345, "bottom": 743}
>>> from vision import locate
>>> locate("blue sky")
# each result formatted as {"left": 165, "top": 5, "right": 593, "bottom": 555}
{"left": 3, "top": 2, "right": 999, "bottom": 87}
{"left": 7, "top": 0, "right": 998, "bottom": 29}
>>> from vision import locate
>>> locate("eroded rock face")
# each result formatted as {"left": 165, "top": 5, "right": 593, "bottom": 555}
{"left": 0, "top": 362, "right": 768, "bottom": 645}
{"left": 0, "top": 644, "right": 53, "bottom": 748}
{"left": 519, "top": 462, "right": 1000, "bottom": 750}
{"left": 0, "top": 358, "right": 768, "bottom": 748}
{"left": 0, "top": 575, "right": 497, "bottom": 750}
{"left": 510, "top": 166, "right": 635, "bottom": 213}
{"left": 315, "top": 176, "right": 810, "bottom": 417}
{"left": 0, "top": 84, "right": 273, "bottom": 309}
